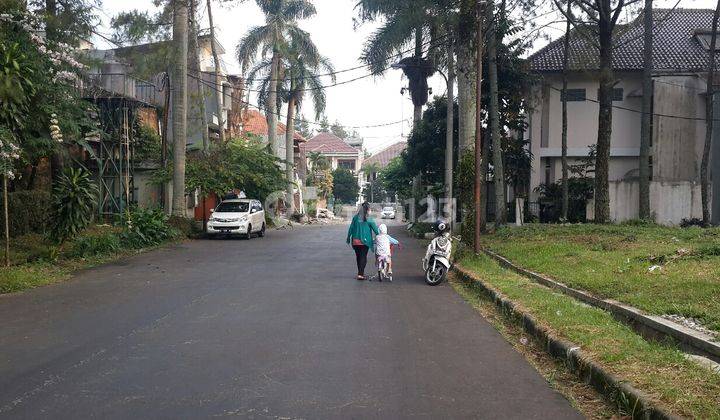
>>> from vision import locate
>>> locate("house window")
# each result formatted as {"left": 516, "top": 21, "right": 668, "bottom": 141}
{"left": 337, "top": 160, "right": 355, "bottom": 171}
{"left": 561, "top": 88, "right": 586, "bottom": 102}
{"left": 695, "top": 32, "right": 720, "bottom": 50}
{"left": 597, "top": 88, "right": 624, "bottom": 101}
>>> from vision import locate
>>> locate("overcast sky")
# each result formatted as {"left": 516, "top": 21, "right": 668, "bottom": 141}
{"left": 94, "top": 0, "right": 714, "bottom": 154}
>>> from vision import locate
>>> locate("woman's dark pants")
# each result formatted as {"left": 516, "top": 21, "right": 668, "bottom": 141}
{"left": 353, "top": 244, "right": 369, "bottom": 276}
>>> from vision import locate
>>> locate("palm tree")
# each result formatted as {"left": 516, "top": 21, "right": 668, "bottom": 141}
{"left": 355, "top": 0, "right": 439, "bottom": 126}
{"left": 246, "top": 34, "right": 334, "bottom": 214}
{"left": 236, "top": 0, "right": 316, "bottom": 155}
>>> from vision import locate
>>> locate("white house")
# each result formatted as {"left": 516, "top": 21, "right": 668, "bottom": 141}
{"left": 526, "top": 8, "right": 720, "bottom": 224}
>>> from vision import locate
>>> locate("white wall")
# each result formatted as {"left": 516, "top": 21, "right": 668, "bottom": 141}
{"left": 589, "top": 180, "right": 708, "bottom": 224}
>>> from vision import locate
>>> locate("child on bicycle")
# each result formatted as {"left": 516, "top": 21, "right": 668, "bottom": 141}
{"left": 375, "top": 224, "right": 399, "bottom": 275}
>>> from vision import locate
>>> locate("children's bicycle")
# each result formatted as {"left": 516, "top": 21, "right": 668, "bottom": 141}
{"left": 376, "top": 255, "right": 392, "bottom": 282}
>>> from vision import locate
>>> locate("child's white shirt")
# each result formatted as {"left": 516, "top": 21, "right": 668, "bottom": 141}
{"left": 375, "top": 233, "right": 398, "bottom": 257}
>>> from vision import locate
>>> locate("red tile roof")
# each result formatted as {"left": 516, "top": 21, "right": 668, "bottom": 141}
{"left": 364, "top": 142, "right": 406, "bottom": 169}
{"left": 301, "top": 132, "right": 359, "bottom": 154}
{"left": 241, "top": 109, "right": 306, "bottom": 142}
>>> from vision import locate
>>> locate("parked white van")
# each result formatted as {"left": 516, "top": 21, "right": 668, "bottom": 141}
{"left": 207, "top": 199, "right": 266, "bottom": 239}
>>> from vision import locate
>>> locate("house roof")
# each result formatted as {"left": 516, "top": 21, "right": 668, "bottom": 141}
{"left": 529, "top": 8, "right": 720, "bottom": 73}
{"left": 364, "top": 142, "right": 407, "bottom": 169}
{"left": 301, "top": 132, "right": 360, "bottom": 155}
{"left": 241, "top": 109, "right": 306, "bottom": 142}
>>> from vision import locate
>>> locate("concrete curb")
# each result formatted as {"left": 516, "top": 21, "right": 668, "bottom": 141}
{"left": 452, "top": 265, "right": 681, "bottom": 420}
{"left": 482, "top": 249, "right": 720, "bottom": 362}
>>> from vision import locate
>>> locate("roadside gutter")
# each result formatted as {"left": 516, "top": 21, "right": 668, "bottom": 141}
{"left": 453, "top": 265, "right": 681, "bottom": 420}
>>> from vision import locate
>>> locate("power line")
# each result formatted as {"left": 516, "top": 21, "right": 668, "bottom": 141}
{"left": 549, "top": 85, "right": 720, "bottom": 122}
{"left": 191, "top": 72, "right": 411, "bottom": 129}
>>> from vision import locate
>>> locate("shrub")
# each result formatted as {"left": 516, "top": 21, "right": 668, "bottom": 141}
{"left": 49, "top": 168, "right": 99, "bottom": 243}
{"left": 120, "top": 206, "right": 177, "bottom": 248}
{"left": 680, "top": 218, "right": 705, "bottom": 228}
{"left": 0, "top": 190, "right": 52, "bottom": 237}
{"left": 168, "top": 215, "right": 200, "bottom": 238}
{"left": 68, "top": 231, "right": 121, "bottom": 258}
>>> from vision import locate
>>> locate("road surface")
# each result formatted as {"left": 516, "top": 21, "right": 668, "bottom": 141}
{"left": 0, "top": 224, "right": 581, "bottom": 419}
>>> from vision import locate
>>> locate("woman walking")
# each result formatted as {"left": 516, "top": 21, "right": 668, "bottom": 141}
{"left": 346, "top": 202, "right": 379, "bottom": 280}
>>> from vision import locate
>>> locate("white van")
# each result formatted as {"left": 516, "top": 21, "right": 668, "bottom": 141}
{"left": 206, "top": 199, "right": 266, "bottom": 239}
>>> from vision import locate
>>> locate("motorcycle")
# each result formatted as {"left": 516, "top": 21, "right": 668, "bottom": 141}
{"left": 422, "top": 229, "right": 452, "bottom": 286}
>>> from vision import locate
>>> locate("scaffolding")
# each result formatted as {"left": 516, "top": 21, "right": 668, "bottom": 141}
{"left": 81, "top": 73, "right": 163, "bottom": 218}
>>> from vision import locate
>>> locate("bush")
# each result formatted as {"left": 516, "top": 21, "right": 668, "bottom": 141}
{"left": 49, "top": 168, "right": 99, "bottom": 243}
{"left": 0, "top": 190, "right": 52, "bottom": 237}
{"left": 120, "top": 206, "right": 177, "bottom": 248}
{"left": 68, "top": 230, "right": 122, "bottom": 258}
{"left": 680, "top": 218, "right": 705, "bottom": 228}
{"left": 168, "top": 215, "right": 200, "bottom": 238}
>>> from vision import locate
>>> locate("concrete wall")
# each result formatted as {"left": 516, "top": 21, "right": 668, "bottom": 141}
{"left": 590, "top": 180, "right": 708, "bottom": 224}
{"left": 527, "top": 72, "right": 713, "bottom": 223}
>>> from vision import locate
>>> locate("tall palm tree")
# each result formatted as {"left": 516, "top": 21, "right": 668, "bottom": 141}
{"left": 236, "top": 0, "right": 316, "bottom": 155}
{"left": 246, "top": 33, "right": 334, "bottom": 214}
{"left": 355, "top": 0, "right": 439, "bottom": 126}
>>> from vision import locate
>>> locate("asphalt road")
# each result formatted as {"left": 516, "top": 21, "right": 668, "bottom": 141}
{"left": 0, "top": 223, "right": 581, "bottom": 419}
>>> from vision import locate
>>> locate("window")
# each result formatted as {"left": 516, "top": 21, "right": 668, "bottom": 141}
{"left": 597, "top": 88, "right": 624, "bottom": 101}
{"left": 561, "top": 88, "right": 586, "bottom": 102}
{"left": 216, "top": 202, "right": 249, "bottom": 213}
{"left": 337, "top": 160, "right": 355, "bottom": 171}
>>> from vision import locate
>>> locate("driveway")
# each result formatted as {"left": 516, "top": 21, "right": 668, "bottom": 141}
{"left": 0, "top": 224, "right": 580, "bottom": 419}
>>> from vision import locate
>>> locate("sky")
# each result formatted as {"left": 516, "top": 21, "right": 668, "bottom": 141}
{"left": 94, "top": 0, "right": 715, "bottom": 155}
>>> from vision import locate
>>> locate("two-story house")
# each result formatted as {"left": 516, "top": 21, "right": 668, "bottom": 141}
{"left": 301, "top": 132, "right": 365, "bottom": 203}
{"left": 526, "top": 8, "right": 720, "bottom": 224}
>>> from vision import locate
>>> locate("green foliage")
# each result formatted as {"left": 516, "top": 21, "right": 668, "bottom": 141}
{"left": 186, "top": 137, "right": 286, "bottom": 201}
{"left": 68, "top": 230, "right": 122, "bottom": 258}
{"left": 49, "top": 168, "right": 99, "bottom": 243}
{"left": 120, "top": 206, "right": 177, "bottom": 248}
{"left": 534, "top": 177, "right": 594, "bottom": 223}
{"left": 0, "top": 190, "right": 52, "bottom": 237}
{"left": 332, "top": 168, "right": 359, "bottom": 204}
{"left": 134, "top": 123, "right": 162, "bottom": 163}
{"left": 455, "top": 150, "right": 476, "bottom": 243}
{"left": 363, "top": 177, "right": 386, "bottom": 203}
{"left": 0, "top": 41, "right": 35, "bottom": 131}
{"left": 404, "top": 97, "right": 458, "bottom": 191}
{"left": 379, "top": 156, "right": 412, "bottom": 201}
{"left": 330, "top": 120, "right": 348, "bottom": 139}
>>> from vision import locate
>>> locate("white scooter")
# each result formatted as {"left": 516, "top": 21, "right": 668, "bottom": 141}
{"left": 422, "top": 221, "right": 452, "bottom": 286}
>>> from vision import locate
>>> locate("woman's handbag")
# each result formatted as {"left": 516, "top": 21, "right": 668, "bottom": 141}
{"left": 352, "top": 238, "right": 363, "bottom": 246}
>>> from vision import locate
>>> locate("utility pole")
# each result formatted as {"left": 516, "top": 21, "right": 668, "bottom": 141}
{"left": 474, "top": 0, "right": 484, "bottom": 254}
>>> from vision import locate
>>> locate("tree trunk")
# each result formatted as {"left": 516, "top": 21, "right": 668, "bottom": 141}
{"left": 206, "top": 0, "right": 226, "bottom": 143}
{"left": 475, "top": 0, "right": 485, "bottom": 246}
{"left": 445, "top": 39, "right": 455, "bottom": 221}
{"left": 639, "top": 0, "right": 653, "bottom": 220}
{"left": 457, "top": 42, "right": 476, "bottom": 153}
{"left": 487, "top": 1, "right": 506, "bottom": 226}
{"left": 267, "top": 52, "right": 280, "bottom": 155}
{"left": 189, "top": 0, "right": 210, "bottom": 152}
{"left": 172, "top": 0, "right": 189, "bottom": 216}
{"left": 561, "top": 0, "right": 571, "bottom": 221}
{"left": 413, "top": 26, "right": 423, "bottom": 128}
{"left": 3, "top": 175, "right": 9, "bottom": 267}
{"left": 702, "top": 1, "right": 720, "bottom": 225}
{"left": 594, "top": 4, "right": 613, "bottom": 223}
{"left": 286, "top": 94, "right": 296, "bottom": 215}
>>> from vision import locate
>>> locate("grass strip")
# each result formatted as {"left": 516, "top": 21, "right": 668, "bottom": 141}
{"left": 481, "top": 224, "right": 720, "bottom": 333}
{"left": 458, "top": 253, "right": 720, "bottom": 419}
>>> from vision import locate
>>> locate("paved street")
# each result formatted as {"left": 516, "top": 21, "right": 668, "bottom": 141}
{"left": 0, "top": 224, "right": 580, "bottom": 419}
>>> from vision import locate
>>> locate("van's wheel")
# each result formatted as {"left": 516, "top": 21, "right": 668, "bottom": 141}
{"left": 258, "top": 223, "right": 266, "bottom": 237}
{"left": 245, "top": 225, "right": 252, "bottom": 240}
